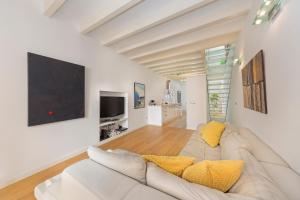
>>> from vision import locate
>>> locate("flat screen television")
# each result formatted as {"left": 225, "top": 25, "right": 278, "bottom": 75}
{"left": 28, "top": 52, "right": 85, "bottom": 126}
{"left": 100, "top": 96, "right": 125, "bottom": 118}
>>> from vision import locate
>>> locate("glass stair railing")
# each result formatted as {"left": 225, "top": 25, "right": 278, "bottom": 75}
{"left": 205, "top": 45, "right": 235, "bottom": 122}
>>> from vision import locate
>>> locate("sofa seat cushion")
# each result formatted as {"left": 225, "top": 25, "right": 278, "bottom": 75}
{"left": 87, "top": 146, "right": 146, "bottom": 183}
{"left": 122, "top": 184, "right": 176, "bottom": 200}
{"left": 36, "top": 159, "right": 176, "bottom": 200}
{"left": 62, "top": 159, "right": 140, "bottom": 200}
{"left": 179, "top": 132, "right": 221, "bottom": 162}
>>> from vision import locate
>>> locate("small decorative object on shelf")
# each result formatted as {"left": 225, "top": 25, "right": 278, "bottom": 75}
{"left": 149, "top": 100, "right": 156, "bottom": 105}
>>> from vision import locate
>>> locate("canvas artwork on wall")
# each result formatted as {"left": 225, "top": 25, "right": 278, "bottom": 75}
{"left": 134, "top": 82, "right": 145, "bottom": 109}
{"left": 28, "top": 53, "right": 85, "bottom": 126}
{"left": 242, "top": 50, "right": 267, "bottom": 114}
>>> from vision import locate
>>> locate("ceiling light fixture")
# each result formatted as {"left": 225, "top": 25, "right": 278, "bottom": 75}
{"left": 253, "top": 0, "right": 284, "bottom": 25}
{"left": 259, "top": 10, "right": 266, "bottom": 16}
{"left": 264, "top": 0, "right": 272, "bottom": 6}
{"left": 255, "top": 19, "right": 263, "bottom": 25}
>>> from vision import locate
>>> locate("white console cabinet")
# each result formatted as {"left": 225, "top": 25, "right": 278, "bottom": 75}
{"left": 148, "top": 104, "right": 182, "bottom": 126}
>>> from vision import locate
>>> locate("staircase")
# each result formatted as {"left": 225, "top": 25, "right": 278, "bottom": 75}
{"left": 205, "top": 45, "right": 235, "bottom": 122}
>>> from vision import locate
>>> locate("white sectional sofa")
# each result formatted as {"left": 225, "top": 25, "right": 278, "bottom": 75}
{"left": 35, "top": 124, "right": 300, "bottom": 200}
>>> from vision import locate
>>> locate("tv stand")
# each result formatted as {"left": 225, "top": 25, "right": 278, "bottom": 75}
{"left": 99, "top": 118, "right": 128, "bottom": 141}
{"left": 100, "top": 118, "right": 115, "bottom": 123}
{"left": 99, "top": 117, "right": 128, "bottom": 127}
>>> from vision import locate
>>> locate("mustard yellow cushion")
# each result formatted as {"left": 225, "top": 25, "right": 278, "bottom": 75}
{"left": 142, "top": 155, "right": 195, "bottom": 176}
{"left": 201, "top": 121, "right": 226, "bottom": 147}
{"left": 182, "top": 160, "right": 244, "bottom": 192}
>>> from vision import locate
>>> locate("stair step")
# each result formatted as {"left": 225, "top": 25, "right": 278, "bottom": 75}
{"left": 205, "top": 45, "right": 235, "bottom": 122}
{"left": 208, "top": 92, "right": 230, "bottom": 94}
{"left": 209, "top": 112, "right": 226, "bottom": 115}
{"left": 208, "top": 83, "right": 231, "bottom": 86}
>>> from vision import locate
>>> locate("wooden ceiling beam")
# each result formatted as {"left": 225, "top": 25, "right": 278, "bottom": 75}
{"left": 148, "top": 59, "right": 203, "bottom": 69}
{"left": 141, "top": 53, "right": 202, "bottom": 66}
{"left": 43, "top": 0, "right": 66, "bottom": 17}
{"left": 160, "top": 68, "right": 206, "bottom": 75}
{"left": 135, "top": 32, "right": 239, "bottom": 64}
{"left": 118, "top": 10, "right": 248, "bottom": 54}
{"left": 153, "top": 63, "right": 205, "bottom": 72}
{"left": 102, "top": 0, "right": 216, "bottom": 46}
{"left": 166, "top": 72, "right": 205, "bottom": 79}
{"left": 80, "top": 0, "right": 144, "bottom": 34}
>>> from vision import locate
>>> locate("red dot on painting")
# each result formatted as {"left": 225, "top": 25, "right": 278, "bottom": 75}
{"left": 48, "top": 111, "right": 54, "bottom": 116}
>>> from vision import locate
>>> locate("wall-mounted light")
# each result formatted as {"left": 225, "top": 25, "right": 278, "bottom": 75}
{"left": 253, "top": 0, "right": 283, "bottom": 25}
{"left": 233, "top": 58, "right": 242, "bottom": 66}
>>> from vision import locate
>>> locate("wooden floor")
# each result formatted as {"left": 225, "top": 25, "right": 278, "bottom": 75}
{"left": 163, "top": 112, "right": 187, "bottom": 129}
{"left": 101, "top": 125, "right": 192, "bottom": 155}
{"left": 0, "top": 125, "right": 192, "bottom": 200}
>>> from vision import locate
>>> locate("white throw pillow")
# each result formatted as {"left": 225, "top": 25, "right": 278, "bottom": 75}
{"left": 87, "top": 146, "right": 146, "bottom": 183}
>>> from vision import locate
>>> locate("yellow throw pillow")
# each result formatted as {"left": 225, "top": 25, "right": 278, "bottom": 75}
{"left": 142, "top": 155, "right": 195, "bottom": 176}
{"left": 182, "top": 160, "right": 244, "bottom": 192}
{"left": 201, "top": 121, "right": 226, "bottom": 147}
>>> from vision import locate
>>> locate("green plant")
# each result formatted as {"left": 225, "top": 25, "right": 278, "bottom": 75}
{"left": 210, "top": 93, "right": 219, "bottom": 109}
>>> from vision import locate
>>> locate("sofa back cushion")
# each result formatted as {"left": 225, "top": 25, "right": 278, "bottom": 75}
{"left": 260, "top": 162, "right": 300, "bottom": 200}
{"left": 179, "top": 132, "right": 221, "bottom": 162}
{"left": 87, "top": 146, "right": 146, "bottom": 183}
{"left": 238, "top": 128, "right": 300, "bottom": 200}
{"left": 220, "top": 132, "right": 250, "bottom": 160}
{"left": 228, "top": 148, "right": 287, "bottom": 200}
{"left": 238, "top": 128, "right": 288, "bottom": 166}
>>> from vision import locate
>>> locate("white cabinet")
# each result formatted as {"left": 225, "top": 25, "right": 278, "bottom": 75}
{"left": 148, "top": 104, "right": 181, "bottom": 126}
{"left": 186, "top": 75, "right": 207, "bottom": 130}
{"left": 148, "top": 105, "right": 162, "bottom": 126}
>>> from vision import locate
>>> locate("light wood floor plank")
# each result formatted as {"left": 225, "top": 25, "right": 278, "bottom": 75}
{"left": 0, "top": 125, "right": 192, "bottom": 200}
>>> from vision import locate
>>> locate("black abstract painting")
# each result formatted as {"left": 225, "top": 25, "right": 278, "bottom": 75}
{"left": 28, "top": 53, "right": 85, "bottom": 126}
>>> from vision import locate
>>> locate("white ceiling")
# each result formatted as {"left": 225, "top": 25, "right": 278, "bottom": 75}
{"left": 41, "top": 0, "right": 252, "bottom": 80}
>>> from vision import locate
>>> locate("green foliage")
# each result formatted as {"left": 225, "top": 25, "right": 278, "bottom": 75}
{"left": 210, "top": 93, "right": 219, "bottom": 108}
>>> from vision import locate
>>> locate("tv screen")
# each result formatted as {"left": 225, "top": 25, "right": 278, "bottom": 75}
{"left": 100, "top": 96, "right": 125, "bottom": 118}
{"left": 28, "top": 52, "right": 85, "bottom": 126}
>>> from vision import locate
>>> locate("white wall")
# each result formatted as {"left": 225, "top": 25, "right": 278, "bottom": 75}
{"left": 0, "top": 1, "right": 166, "bottom": 188}
{"left": 186, "top": 76, "right": 207, "bottom": 130}
{"left": 228, "top": 0, "right": 300, "bottom": 173}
